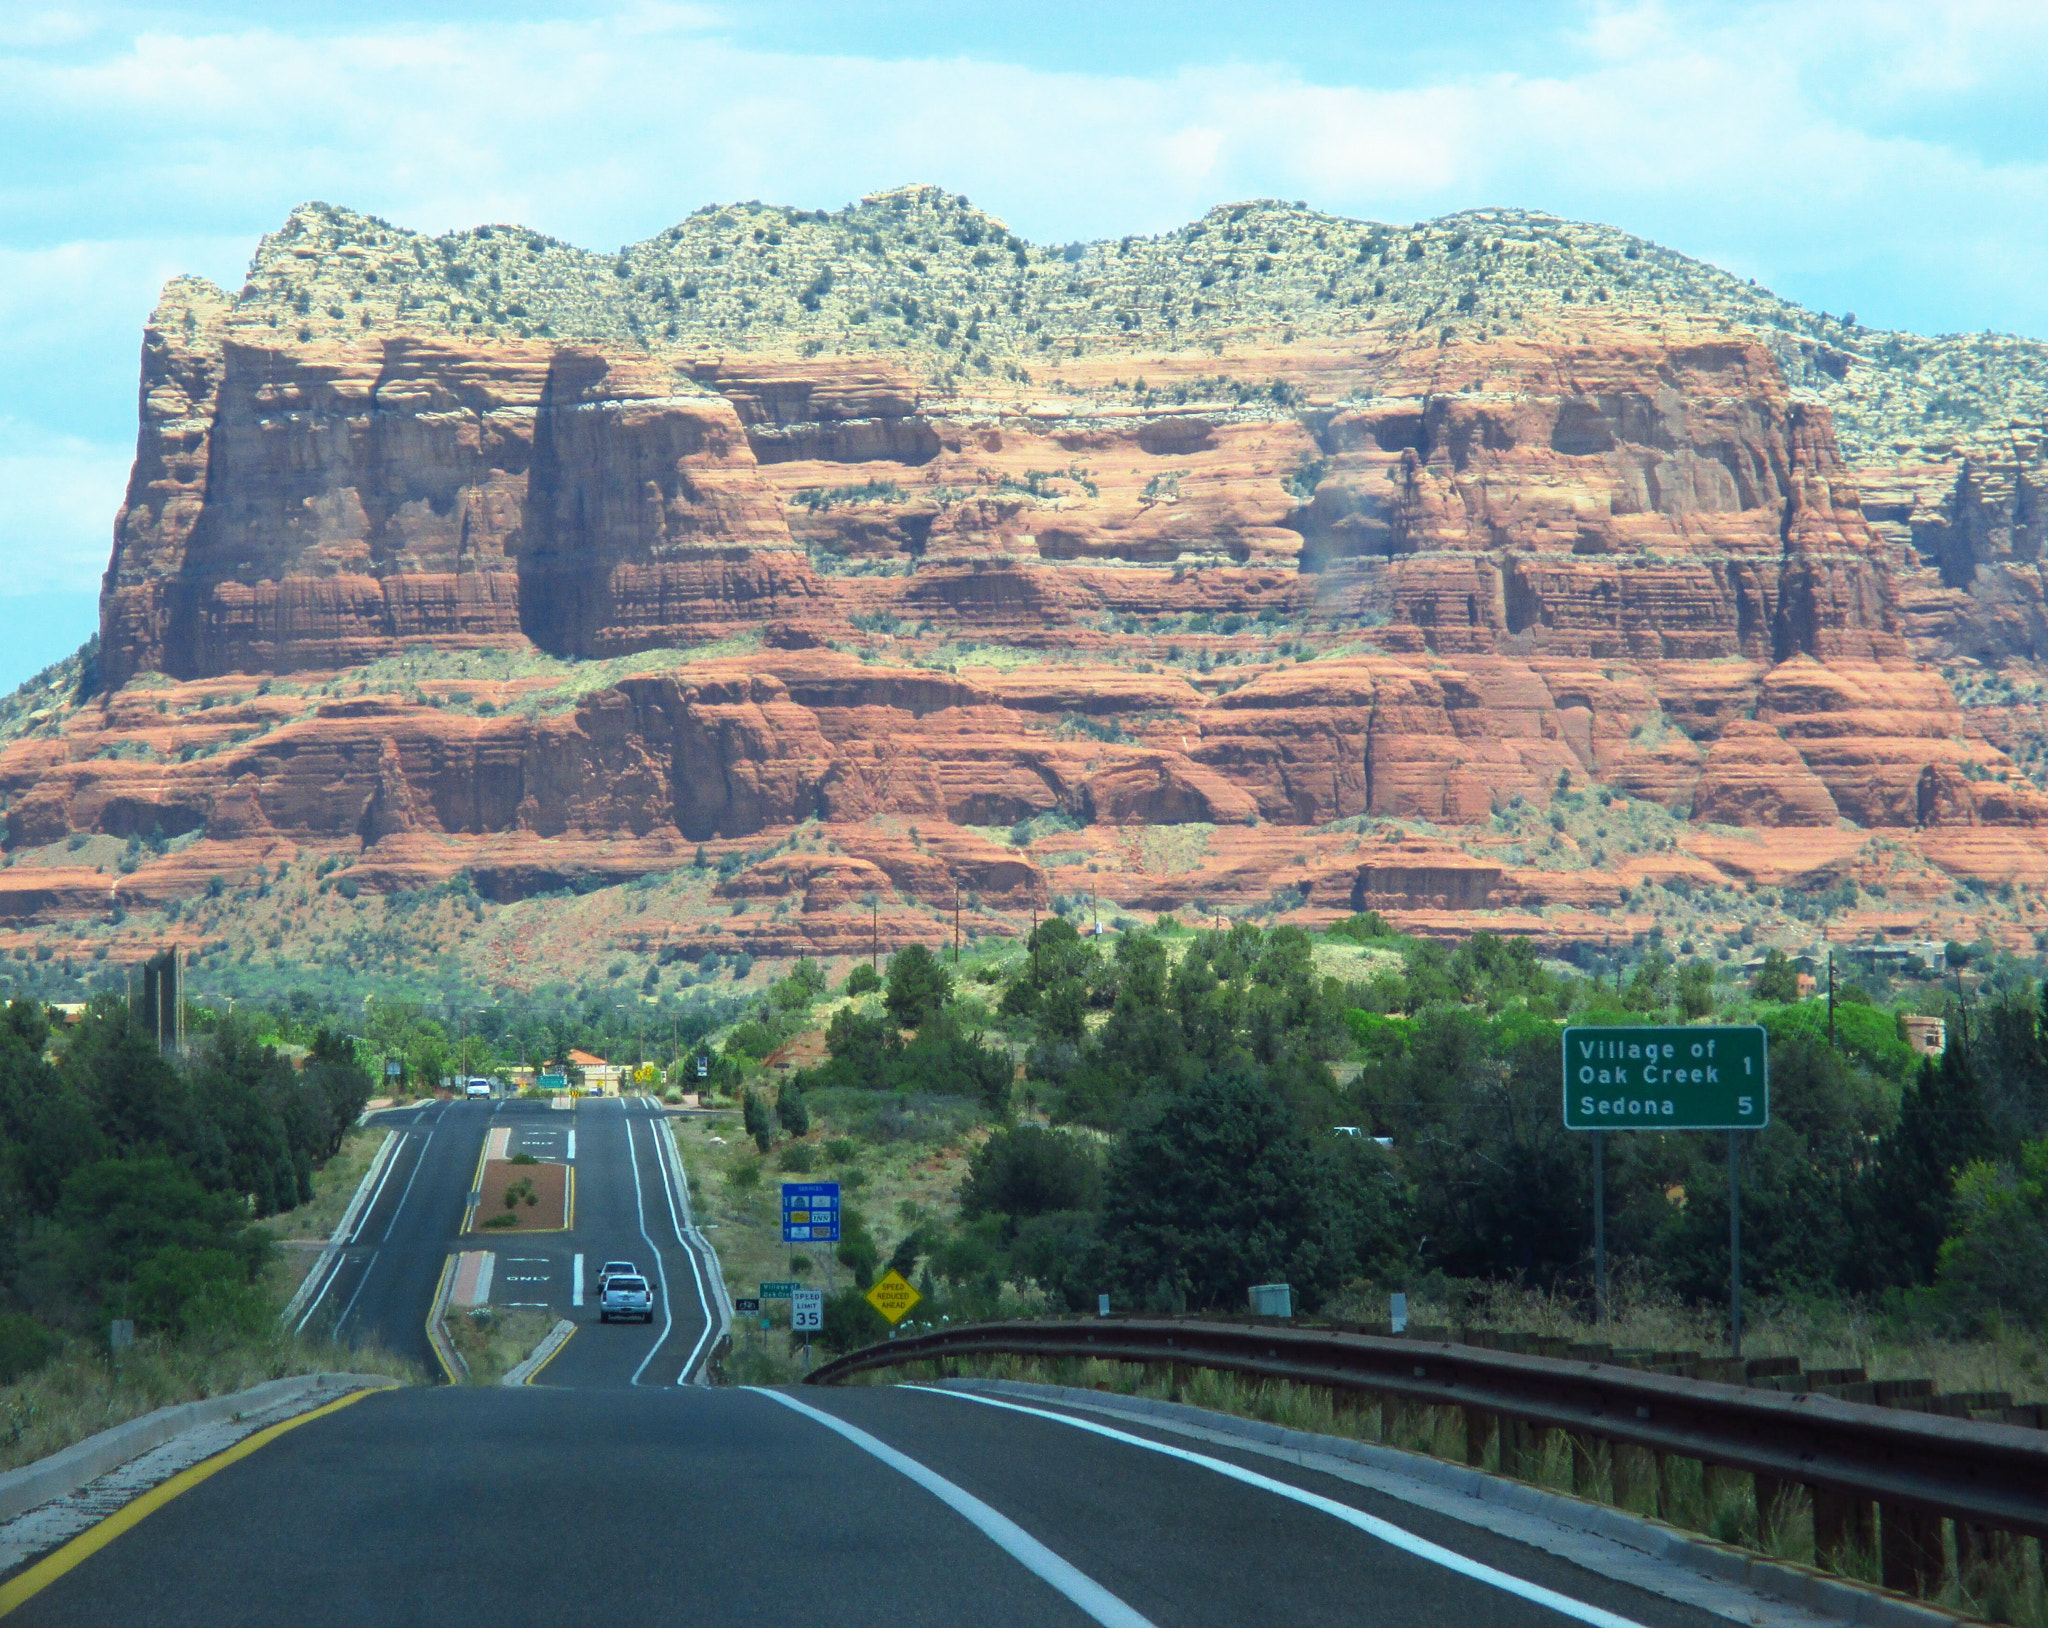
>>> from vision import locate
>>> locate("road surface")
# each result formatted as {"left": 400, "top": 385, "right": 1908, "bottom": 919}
{"left": 290, "top": 1096, "right": 719, "bottom": 1387}
{"left": 2, "top": 1381, "right": 1749, "bottom": 1628}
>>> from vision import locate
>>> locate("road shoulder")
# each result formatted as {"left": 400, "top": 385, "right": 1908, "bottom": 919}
{"left": 925, "top": 1378, "right": 1968, "bottom": 1628}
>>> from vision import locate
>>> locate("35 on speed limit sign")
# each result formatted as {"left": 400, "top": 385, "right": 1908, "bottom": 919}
{"left": 791, "top": 1288, "right": 823, "bottom": 1332}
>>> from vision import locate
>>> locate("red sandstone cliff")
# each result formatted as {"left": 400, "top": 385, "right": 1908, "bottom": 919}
{"left": 14, "top": 288, "right": 2033, "bottom": 956}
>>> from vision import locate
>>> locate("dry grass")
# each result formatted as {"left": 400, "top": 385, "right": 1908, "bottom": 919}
{"left": 1324, "top": 1279, "right": 2048, "bottom": 1407}
{"left": 670, "top": 1107, "right": 979, "bottom": 1327}
{"left": 445, "top": 1306, "right": 557, "bottom": 1387}
{"left": 269, "top": 1127, "right": 390, "bottom": 1241}
{"left": 0, "top": 1328, "right": 420, "bottom": 1474}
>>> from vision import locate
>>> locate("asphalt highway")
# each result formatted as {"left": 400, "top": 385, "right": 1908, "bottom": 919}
{"left": 290, "top": 1096, "right": 719, "bottom": 1387}
{"left": 2, "top": 1382, "right": 1747, "bottom": 1628}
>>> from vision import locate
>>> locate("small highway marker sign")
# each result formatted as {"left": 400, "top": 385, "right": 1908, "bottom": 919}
{"left": 791, "top": 1288, "right": 823, "bottom": 1332}
{"left": 781, "top": 1182, "right": 841, "bottom": 1243}
{"left": 1562, "top": 1026, "right": 1768, "bottom": 1131}
{"left": 865, "top": 1269, "right": 921, "bottom": 1325}
{"left": 759, "top": 1281, "right": 798, "bottom": 1300}
{"left": 733, "top": 1298, "right": 761, "bottom": 1314}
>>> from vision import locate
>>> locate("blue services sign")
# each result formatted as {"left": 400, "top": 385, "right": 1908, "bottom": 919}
{"left": 781, "top": 1182, "right": 841, "bottom": 1243}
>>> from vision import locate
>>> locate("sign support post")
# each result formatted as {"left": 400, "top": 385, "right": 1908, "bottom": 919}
{"left": 1728, "top": 1129, "right": 1743, "bottom": 1358}
{"left": 1592, "top": 1129, "right": 1606, "bottom": 1326}
{"left": 1563, "top": 1024, "right": 1766, "bottom": 1359}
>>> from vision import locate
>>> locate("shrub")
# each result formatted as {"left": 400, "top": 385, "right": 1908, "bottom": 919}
{"left": 482, "top": 1212, "right": 518, "bottom": 1228}
{"left": 885, "top": 944, "right": 952, "bottom": 1031}
{"left": 844, "top": 964, "right": 881, "bottom": 996}
{"left": 960, "top": 1126, "right": 1102, "bottom": 1225}
{"left": 819, "top": 1286, "right": 889, "bottom": 1354}
{"left": 509, "top": 1152, "right": 538, "bottom": 1166}
{"left": 0, "top": 1315, "right": 55, "bottom": 1384}
{"left": 742, "top": 1089, "right": 775, "bottom": 1153}
{"left": 780, "top": 1143, "right": 817, "bottom": 1174}
{"left": 824, "top": 1137, "right": 859, "bottom": 1164}
{"left": 726, "top": 1159, "right": 762, "bottom": 1192}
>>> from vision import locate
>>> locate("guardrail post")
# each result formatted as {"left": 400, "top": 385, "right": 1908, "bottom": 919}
{"left": 1752, "top": 1474, "right": 1794, "bottom": 1552}
{"left": 1611, "top": 1442, "right": 1656, "bottom": 1516}
{"left": 1813, "top": 1485, "right": 1878, "bottom": 1573}
{"left": 1879, "top": 1501, "right": 1945, "bottom": 1596}
{"left": 1461, "top": 1405, "right": 1497, "bottom": 1470}
{"left": 1570, "top": 1428, "right": 1611, "bottom": 1500}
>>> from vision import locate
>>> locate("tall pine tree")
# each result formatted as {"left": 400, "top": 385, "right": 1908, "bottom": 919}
{"left": 1853, "top": 1015, "right": 2001, "bottom": 1289}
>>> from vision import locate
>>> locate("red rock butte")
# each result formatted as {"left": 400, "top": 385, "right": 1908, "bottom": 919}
{"left": 5, "top": 193, "right": 2045, "bottom": 973}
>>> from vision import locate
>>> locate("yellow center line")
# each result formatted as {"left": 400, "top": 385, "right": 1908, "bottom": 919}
{"left": 521, "top": 1324, "right": 578, "bottom": 1385}
{"left": 0, "top": 1386, "right": 387, "bottom": 1618}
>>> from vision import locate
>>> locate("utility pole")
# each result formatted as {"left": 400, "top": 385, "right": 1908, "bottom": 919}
{"left": 953, "top": 883, "right": 961, "bottom": 964}
{"left": 1827, "top": 949, "right": 1836, "bottom": 1048}
{"left": 870, "top": 896, "right": 878, "bottom": 973}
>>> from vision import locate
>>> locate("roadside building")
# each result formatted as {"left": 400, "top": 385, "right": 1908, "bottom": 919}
{"left": 566, "top": 1048, "right": 624, "bottom": 1093}
{"left": 1899, "top": 1014, "right": 1947, "bottom": 1058}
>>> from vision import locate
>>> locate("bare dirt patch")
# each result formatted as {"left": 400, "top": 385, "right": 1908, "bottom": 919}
{"left": 472, "top": 1159, "right": 568, "bottom": 1232}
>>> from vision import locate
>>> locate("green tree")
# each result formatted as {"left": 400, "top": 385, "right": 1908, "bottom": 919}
{"left": 1853, "top": 1032, "right": 2000, "bottom": 1290}
{"left": 1934, "top": 1139, "right": 2048, "bottom": 1331}
{"left": 776, "top": 1082, "right": 811, "bottom": 1139}
{"left": 742, "top": 1088, "right": 775, "bottom": 1154}
{"left": 1752, "top": 948, "right": 1799, "bottom": 1003}
{"left": 885, "top": 944, "right": 952, "bottom": 1031}
{"left": 844, "top": 964, "right": 881, "bottom": 996}
{"left": 959, "top": 1126, "right": 1102, "bottom": 1225}
{"left": 1101, "top": 1072, "right": 1408, "bottom": 1312}
{"left": 1677, "top": 960, "right": 1717, "bottom": 1020}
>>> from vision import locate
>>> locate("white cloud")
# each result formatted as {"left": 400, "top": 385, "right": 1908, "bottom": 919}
{"left": 2, "top": 0, "right": 2047, "bottom": 614}
{"left": 0, "top": 417, "right": 129, "bottom": 595}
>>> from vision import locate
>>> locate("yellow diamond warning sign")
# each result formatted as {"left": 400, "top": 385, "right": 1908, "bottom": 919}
{"left": 864, "top": 1268, "right": 922, "bottom": 1325}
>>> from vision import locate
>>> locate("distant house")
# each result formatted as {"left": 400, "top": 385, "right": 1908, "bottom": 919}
{"left": 1846, "top": 941, "right": 1948, "bottom": 977}
{"left": 566, "top": 1049, "right": 624, "bottom": 1092}
{"left": 1899, "top": 1014, "right": 1947, "bottom": 1058}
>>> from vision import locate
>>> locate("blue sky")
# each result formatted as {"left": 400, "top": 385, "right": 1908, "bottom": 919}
{"left": 4, "top": 0, "right": 2047, "bottom": 692}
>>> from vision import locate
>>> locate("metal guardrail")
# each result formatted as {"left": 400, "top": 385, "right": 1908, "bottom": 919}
{"left": 809, "top": 1316, "right": 2048, "bottom": 1599}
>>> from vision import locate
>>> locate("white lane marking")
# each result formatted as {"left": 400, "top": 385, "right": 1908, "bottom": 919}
{"left": 379, "top": 1119, "right": 438, "bottom": 1243}
{"left": 330, "top": 1256, "right": 374, "bottom": 1340}
{"left": 625, "top": 1118, "right": 676, "bottom": 1386}
{"left": 912, "top": 1388, "right": 1650, "bottom": 1628}
{"left": 572, "top": 1255, "right": 584, "bottom": 1308}
{"left": 348, "top": 1133, "right": 407, "bottom": 1246}
{"left": 567, "top": 1129, "right": 576, "bottom": 1161}
{"left": 648, "top": 1116, "right": 717, "bottom": 1384}
{"left": 754, "top": 1390, "right": 1156, "bottom": 1628}
{"left": 292, "top": 1131, "right": 410, "bottom": 1335}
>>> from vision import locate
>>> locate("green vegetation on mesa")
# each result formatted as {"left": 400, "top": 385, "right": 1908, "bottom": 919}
{"left": 692, "top": 916, "right": 2046, "bottom": 1361}
{"left": 253, "top": 190, "right": 2047, "bottom": 457}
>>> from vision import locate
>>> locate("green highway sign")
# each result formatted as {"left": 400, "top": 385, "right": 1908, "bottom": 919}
{"left": 1562, "top": 1026, "right": 1768, "bottom": 1131}
{"left": 759, "top": 1281, "right": 798, "bottom": 1300}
